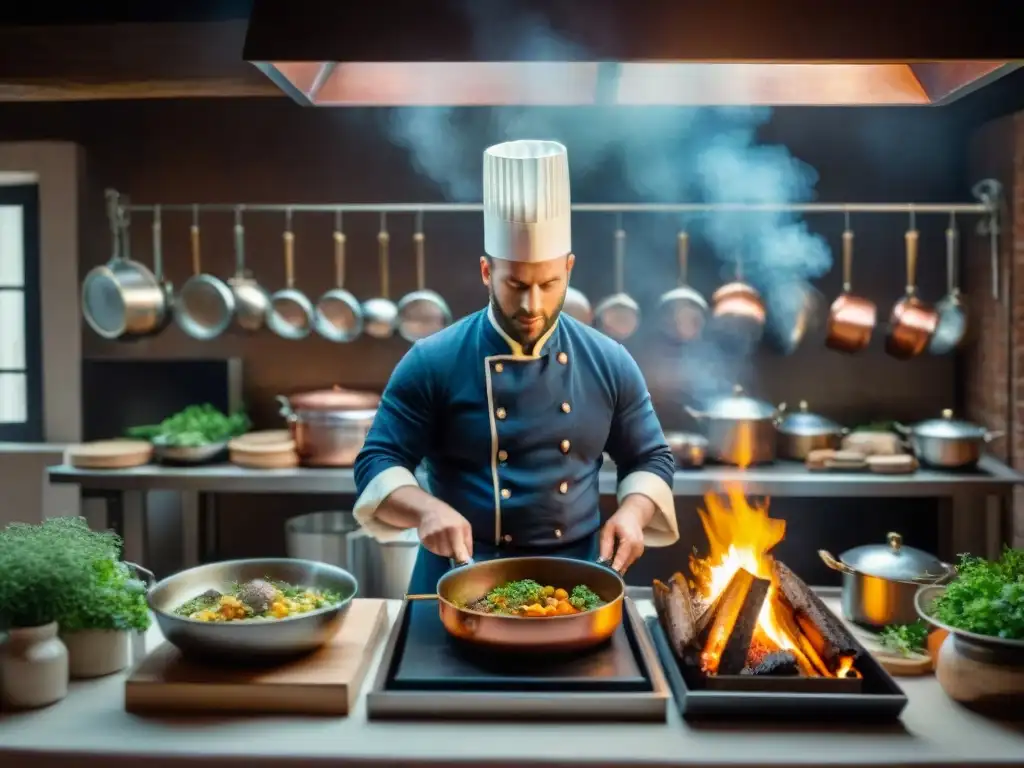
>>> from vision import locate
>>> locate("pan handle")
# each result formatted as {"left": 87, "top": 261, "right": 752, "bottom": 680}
{"left": 449, "top": 557, "right": 474, "bottom": 569}
{"left": 405, "top": 593, "right": 440, "bottom": 601}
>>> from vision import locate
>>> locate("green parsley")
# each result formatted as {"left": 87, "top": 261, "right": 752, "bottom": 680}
{"left": 930, "top": 549, "right": 1024, "bottom": 640}
{"left": 878, "top": 621, "right": 929, "bottom": 657}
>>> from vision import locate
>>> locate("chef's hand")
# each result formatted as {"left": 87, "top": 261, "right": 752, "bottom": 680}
{"left": 599, "top": 495, "right": 656, "bottom": 574}
{"left": 418, "top": 505, "right": 474, "bottom": 564}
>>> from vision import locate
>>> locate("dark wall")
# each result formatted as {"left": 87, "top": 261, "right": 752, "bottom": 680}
{"left": 0, "top": 98, "right": 968, "bottom": 579}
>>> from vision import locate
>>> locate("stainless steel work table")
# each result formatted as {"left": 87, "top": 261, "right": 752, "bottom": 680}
{"left": 1, "top": 595, "right": 1023, "bottom": 768}
{"left": 46, "top": 456, "right": 1023, "bottom": 568}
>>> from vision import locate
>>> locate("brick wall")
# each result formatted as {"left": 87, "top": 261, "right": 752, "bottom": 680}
{"left": 966, "top": 113, "right": 1024, "bottom": 547}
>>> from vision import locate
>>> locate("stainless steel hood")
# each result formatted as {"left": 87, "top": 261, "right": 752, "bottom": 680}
{"left": 244, "top": 0, "right": 1021, "bottom": 107}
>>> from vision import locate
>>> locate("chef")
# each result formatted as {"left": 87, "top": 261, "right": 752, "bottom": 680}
{"left": 353, "top": 139, "right": 678, "bottom": 594}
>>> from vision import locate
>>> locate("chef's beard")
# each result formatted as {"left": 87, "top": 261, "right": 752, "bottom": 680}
{"left": 489, "top": 288, "right": 566, "bottom": 352}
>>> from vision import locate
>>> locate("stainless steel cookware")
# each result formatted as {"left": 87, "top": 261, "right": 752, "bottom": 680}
{"left": 563, "top": 286, "right": 594, "bottom": 325}
{"left": 928, "top": 217, "right": 967, "bottom": 355}
{"left": 175, "top": 205, "right": 235, "bottom": 341}
{"left": 396, "top": 213, "right": 451, "bottom": 342}
{"left": 594, "top": 224, "right": 640, "bottom": 341}
{"left": 277, "top": 386, "right": 381, "bottom": 467}
{"left": 362, "top": 213, "right": 399, "bottom": 339}
{"left": 147, "top": 557, "right": 358, "bottom": 661}
{"left": 656, "top": 231, "right": 708, "bottom": 343}
{"left": 227, "top": 206, "right": 271, "bottom": 333}
{"left": 314, "top": 210, "right": 363, "bottom": 342}
{"left": 82, "top": 190, "right": 168, "bottom": 340}
{"left": 819, "top": 532, "right": 955, "bottom": 629}
{"left": 895, "top": 409, "right": 1002, "bottom": 469}
{"left": 685, "top": 385, "right": 778, "bottom": 465}
{"left": 663, "top": 431, "right": 707, "bottom": 468}
{"left": 267, "top": 208, "right": 314, "bottom": 339}
{"left": 775, "top": 400, "right": 846, "bottom": 461}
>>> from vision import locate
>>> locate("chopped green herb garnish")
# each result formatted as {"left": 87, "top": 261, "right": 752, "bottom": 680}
{"left": 486, "top": 579, "right": 544, "bottom": 610}
{"left": 931, "top": 549, "right": 1024, "bottom": 640}
{"left": 878, "top": 621, "right": 929, "bottom": 657}
{"left": 569, "top": 584, "right": 602, "bottom": 611}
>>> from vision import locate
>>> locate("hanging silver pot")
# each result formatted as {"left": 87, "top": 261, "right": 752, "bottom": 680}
{"left": 227, "top": 206, "right": 271, "bottom": 333}
{"left": 655, "top": 231, "right": 707, "bottom": 343}
{"left": 175, "top": 205, "right": 235, "bottom": 341}
{"left": 267, "top": 208, "right": 315, "bottom": 340}
{"left": 396, "top": 213, "right": 451, "bottom": 342}
{"left": 685, "top": 385, "right": 779, "bottom": 465}
{"left": 362, "top": 213, "right": 399, "bottom": 339}
{"left": 314, "top": 210, "right": 363, "bottom": 343}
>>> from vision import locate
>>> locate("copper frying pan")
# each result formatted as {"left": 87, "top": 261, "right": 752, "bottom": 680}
{"left": 406, "top": 556, "right": 625, "bottom": 653}
{"left": 886, "top": 224, "right": 938, "bottom": 360}
{"left": 825, "top": 222, "right": 877, "bottom": 353}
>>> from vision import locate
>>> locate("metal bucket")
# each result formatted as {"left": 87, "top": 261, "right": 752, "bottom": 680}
{"left": 346, "top": 528, "right": 419, "bottom": 600}
{"left": 284, "top": 511, "right": 359, "bottom": 570}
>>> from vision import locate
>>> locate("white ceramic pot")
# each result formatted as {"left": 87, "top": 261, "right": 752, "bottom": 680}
{"left": 0, "top": 622, "right": 69, "bottom": 710}
{"left": 61, "top": 629, "right": 132, "bottom": 679}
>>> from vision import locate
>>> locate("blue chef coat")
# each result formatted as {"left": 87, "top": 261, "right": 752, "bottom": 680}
{"left": 353, "top": 306, "right": 677, "bottom": 593}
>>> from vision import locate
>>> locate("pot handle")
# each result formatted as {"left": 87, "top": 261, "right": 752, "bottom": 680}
{"left": 893, "top": 422, "right": 911, "bottom": 436}
{"left": 275, "top": 395, "right": 295, "bottom": 421}
{"left": 449, "top": 557, "right": 475, "bottom": 569}
{"left": 935, "top": 561, "right": 958, "bottom": 585}
{"left": 818, "top": 549, "right": 857, "bottom": 575}
{"left": 126, "top": 561, "right": 156, "bottom": 586}
{"left": 405, "top": 593, "right": 441, "bottom": 601}
{"left": 984, "top": 430, "right": 1005, "bottom": 443}
{"left": 684, "top": 406, "right": 706, "bottom": 420}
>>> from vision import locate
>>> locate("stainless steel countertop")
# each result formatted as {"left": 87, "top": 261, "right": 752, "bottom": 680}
{"left": 47, "top": 455, "right": 1023, "bottom": 497}
{"left": 1, "top": 595, "right": 1022, "bottom": 768}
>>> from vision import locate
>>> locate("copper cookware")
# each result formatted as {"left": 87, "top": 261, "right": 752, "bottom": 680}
{"left": 825, "top": 224, "right": 877, "bottom": 353}
{"left": 406, "top": 556, "right": 625, "bottom": 653}
{"left": 277, "top": 386, "right": 381, "bottom": 467}
{"left": 886, "top": 226, "right": 938, "bottom": 360}
{"left": 710, "top": 260, "right": 765, "bottom": 344}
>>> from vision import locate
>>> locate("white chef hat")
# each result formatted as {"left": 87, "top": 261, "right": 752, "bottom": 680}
{"left": 483, "top": 140, "right": 572, "bottom": 263}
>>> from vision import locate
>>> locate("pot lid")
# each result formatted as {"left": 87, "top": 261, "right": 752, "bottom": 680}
{"left": 912, "top": 409, "right": 987, "bottom": 439}
{"left": 287, "top": 386, "right": 381, "bottom": 411}
{"left": 777, "top": 400, "right": 843, "bottom": 436}
{"left": 705, "top": 385, "right": 776, "bottom": 420}
{"left": 840, "top": 532, "right": 946, "bottom": 582}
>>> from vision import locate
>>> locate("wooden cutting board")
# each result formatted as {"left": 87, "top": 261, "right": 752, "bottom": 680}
{"left": 125, "top": 599, "right": 388, "bottom": 715}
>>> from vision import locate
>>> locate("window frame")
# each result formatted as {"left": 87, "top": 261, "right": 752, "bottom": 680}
{"left": 0, "top": 183, "right": 43, "bottom": 442}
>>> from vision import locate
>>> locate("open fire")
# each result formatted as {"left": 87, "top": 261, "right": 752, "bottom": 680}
{"left": 654, "top": 483, "right": 862, "bottom": 691}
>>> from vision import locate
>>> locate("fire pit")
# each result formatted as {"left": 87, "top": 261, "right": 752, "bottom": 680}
{"left": 650, "top": 484, "right": 907, "bottom": 720}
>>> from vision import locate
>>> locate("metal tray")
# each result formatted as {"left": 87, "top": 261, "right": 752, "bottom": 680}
{"left": 646, "top": 617, "right": 908, "bottom": 722}
{"left": 366, "top": 597, "right": 669, "bottom": 721}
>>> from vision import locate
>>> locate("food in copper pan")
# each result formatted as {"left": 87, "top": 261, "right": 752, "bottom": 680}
{"left": 460, "top": 579, "right": 605, "bottom": 617}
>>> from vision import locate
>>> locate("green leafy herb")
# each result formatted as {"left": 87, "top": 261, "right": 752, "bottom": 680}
{"left": 878, "top": 621, "right": 929, "bottom": 657}
{"left": 930, "top": 549, "right": 1024, "bottom": 640}
{"left": 569, "top": 584, "right": 602, "bottom": 611}
{"left": 486, "top": 579, "right": 545, "bottom": 610}
{"left": 127, "top": 404, "right": 250, "bottom": 447}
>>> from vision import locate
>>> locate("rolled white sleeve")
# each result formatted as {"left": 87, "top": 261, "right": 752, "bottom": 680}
{"left": 352, "top": 466, "right": 421, "bottom": 543}
{"left": 618, "top": 470, "right": 679, "bottom": 547}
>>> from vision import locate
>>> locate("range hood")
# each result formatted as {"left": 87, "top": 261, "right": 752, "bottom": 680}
{"left": 244, "top": 0, "right": 1021, "bottom": 107}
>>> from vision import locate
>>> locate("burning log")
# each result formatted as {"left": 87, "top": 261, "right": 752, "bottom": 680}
{"left": 653, "top": 573, "right": 699, "bottom": 657}
{"left": 772, "top": 561, "right": 860, "bottom": 672}
{"left": 743, "top": 651, "right": 799, "bottom": 677}
{"left": 701, "top": 568, "right": 770, "bottom": 676}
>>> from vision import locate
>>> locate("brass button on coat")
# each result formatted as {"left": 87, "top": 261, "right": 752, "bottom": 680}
{"left": 494, "top": 362, "right": 504, "bottom": 373}
{"left": 560, "top": 439, "right": 571, "bottom": 454}
{"left": 561, "top": 402, "right": 571, "bottom": 414}
{"left": 503, "top": 533, "right": 513, "bottom": 543}
{"left": 501, "top": 488, "right": 511, "bottom": 499}
{"left": 557, "top": 352, "right": 568, "bottom": 364}
{"left": 554, "top": 528, "right": 563, "bottom": 539}
{"left": 559, "top": 481, "right": 569, "bottom": 494}
{"left": 498, "top": 449, "right": 508, "bottom": 462}
{"left": 496, "top": 407, "right": 507, "bottom": 420}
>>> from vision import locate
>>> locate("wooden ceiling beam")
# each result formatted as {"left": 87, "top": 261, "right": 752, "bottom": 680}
{"left": 0, "top": 21, "right": 282, "bottom": 101}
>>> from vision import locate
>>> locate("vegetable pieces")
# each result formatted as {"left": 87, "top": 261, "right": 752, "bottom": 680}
{"left": 931, "top": 549, "right": 1024, "bottom": 640}
{"left": 473, "top": 579, "right": 606, "bottom": 617}
{"left": 127, "top": 403, "right": 250, "bottom": 448}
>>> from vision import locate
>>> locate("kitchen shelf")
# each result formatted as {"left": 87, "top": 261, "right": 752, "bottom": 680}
{"left": 46, "top": 455, "right": 1022, "bottom": 498}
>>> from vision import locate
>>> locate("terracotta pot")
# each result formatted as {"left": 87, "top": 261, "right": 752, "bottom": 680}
{"left": 0, "top": 622, "right": 69, "bottom": 710}
{"left": 61, "top": 629, "right": 132, "bottom": 679}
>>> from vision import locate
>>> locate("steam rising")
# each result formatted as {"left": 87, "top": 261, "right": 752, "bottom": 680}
{"left": 381, "top": 1, "right": 833, "bottom": 402}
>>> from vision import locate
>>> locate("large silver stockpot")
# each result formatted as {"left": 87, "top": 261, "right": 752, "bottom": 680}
{"left": 895, "top": 409, "right": 1002, "bottom": 469}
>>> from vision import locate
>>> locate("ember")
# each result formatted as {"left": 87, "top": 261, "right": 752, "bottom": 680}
{"left": 654, "top": 482, "right": 863, "bottom": 691}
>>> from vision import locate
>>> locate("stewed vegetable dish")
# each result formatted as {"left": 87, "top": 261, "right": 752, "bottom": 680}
{"left": 173, "top": 578, "right": 342, "bottom": 622}
{"left": 463, "top": 579, "right": 605, "bottom": 617}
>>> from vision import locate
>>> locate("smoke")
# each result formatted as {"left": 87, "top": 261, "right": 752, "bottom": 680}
{"left": 381, "top": 0, "right": 833, "bottom": 402}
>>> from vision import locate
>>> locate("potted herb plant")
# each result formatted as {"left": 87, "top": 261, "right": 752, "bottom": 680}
{"left": 915, "top": 548, "right": 1024, "bottom": 712}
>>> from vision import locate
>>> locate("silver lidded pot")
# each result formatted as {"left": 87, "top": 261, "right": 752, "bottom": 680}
{"left": 775, "top": 400, "right": 847, "bottom": 461}
{"left": 895, "top": 409, "right": 1003, "bottom": 469}
{"left": 277, "top": 386, "right": 380, "bottom": 467}
{"left": 685, "top": 384, "right": 778, "bottom": 465}
{"left": 819, "top": 532, "right": 956, "bottom": 629}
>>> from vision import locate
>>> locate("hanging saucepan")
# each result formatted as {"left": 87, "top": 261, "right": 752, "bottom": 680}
{"left": 227, "top": 206, "right": 271, "bottom": 333}
{"left": 773, "top": 281, "right": 825, "bottom": 355}
{"left": 267, "top": 208, "right": 315, "bottom": 340}
{"left": 825, "top": 219, "right": 877, "bottom": 354}
{"left": 404, "top": 556, "right": 625, "bottom": 653}
{"left": 314, "top": 210, "right": 363, "bottom": 343}
{"left": 709, "top": 257, "right": 765, "bottom": 346}
{"left": 885, "top": 217, "right": 938, "bottom": 359}
{"left": 894, "top": 409, "right": 1003, "bottom": 469}
{"left": 563, "top": 286, "right": 594, "bottom": 325}
{"left": 175, "top": 204, "right": 235, "bottom": 341}
{"left": 775, "top": 400, "right": 847, "bottom": 461}
{"left": 594, "top": 221, "right": 640, "bottom": 341}
{"left": 928, "top": 216, "right": 967, "bottom": 355}
{"left": 362, "top": 213, "right": 399, "bottom": 339}
{"left": 819, "top": 532, "right": 956, "bottom": 628}
{"left": 685, "top": 385, "right": 778, "bottom": 466}
{"left": 145, "top": 204, "right": 175, "bottom": 338}
{"left": 82, "top": 190, "right": 167, "bottom": 340}
{"left": 396, "top": 212, "right": 452, "bottom": 342}
{"left": 656, "top": 230, "right": 707, "bottom": 343}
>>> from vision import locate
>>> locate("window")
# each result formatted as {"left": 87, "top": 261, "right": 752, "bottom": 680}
{"left": 0, "top": 184, "right": 42, "bottom": 442}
